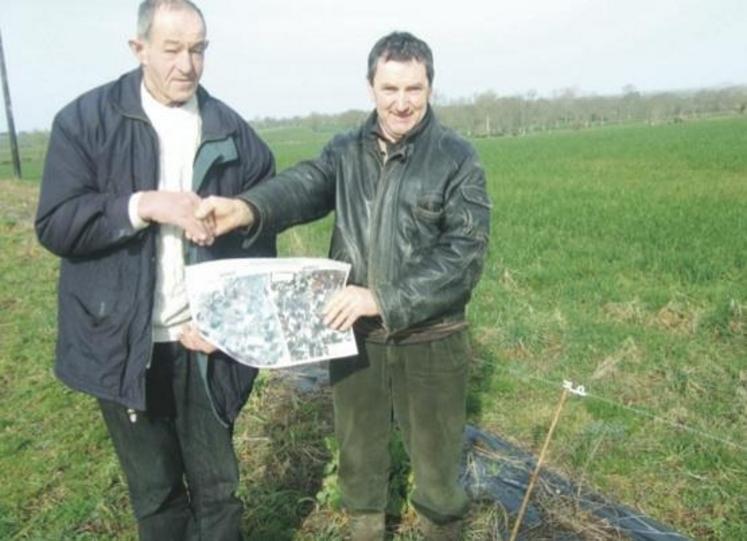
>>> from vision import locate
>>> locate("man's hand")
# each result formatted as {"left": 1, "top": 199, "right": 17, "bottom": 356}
{"left": 323, "top": 285, "right": 381, "bottom": 331}
{"left": 179, "top": 323, "right": 218, "bottom": 354}
{"left": 138, "top": 191, "right": 214, "bottom": 245}
{"left": 195, "top": 196, "right": 254, "bottom": 237}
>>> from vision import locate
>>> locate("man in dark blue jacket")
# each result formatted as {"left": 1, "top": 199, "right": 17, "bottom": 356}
{"left": 34, "top": 1, "right": 275, "bottom": 539}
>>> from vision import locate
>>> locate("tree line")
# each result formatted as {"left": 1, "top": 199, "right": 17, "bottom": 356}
{"left": 2, "top": 86, "right": 746, "bottom": 147}
{"left": 252, "top": 85, "right": 747, "bottom": 137}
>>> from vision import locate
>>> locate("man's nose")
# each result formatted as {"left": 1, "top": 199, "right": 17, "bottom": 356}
{"left": 175, "top": 50, "right": 194, "bottom": 74}
{"left": 394, "top": 92, "right": 409, "bottom": 110}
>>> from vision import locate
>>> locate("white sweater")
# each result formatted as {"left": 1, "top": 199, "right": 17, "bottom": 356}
{"left": 128, "top": 84, "right": 202, "bottom": 342}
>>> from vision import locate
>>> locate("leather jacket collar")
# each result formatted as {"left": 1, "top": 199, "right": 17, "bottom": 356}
{"left": 366, "top": 105, "right": 434, "bottom": 160}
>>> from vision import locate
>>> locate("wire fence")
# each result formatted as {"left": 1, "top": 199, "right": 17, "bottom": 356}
{"left": 488, "top": 361, "right": 747, "bottom": 453}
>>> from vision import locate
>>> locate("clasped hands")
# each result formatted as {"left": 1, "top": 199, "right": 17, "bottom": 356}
{"left": 136, "top": 191, "right": 253, "bottom": 246}
{"left": 162, "top": 194, "right": 381, "bottom": 353}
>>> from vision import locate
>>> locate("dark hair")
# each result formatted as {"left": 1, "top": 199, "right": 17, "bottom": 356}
{"left": 137, "top": 0, "right": 206, "bottom": 40}
{"left": 367, "top": 31, "right": 434, "bottom": 85}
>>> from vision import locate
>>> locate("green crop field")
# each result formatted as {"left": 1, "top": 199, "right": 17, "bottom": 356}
{"left": 1, "top": 116, "right": 745, "bottom": 539}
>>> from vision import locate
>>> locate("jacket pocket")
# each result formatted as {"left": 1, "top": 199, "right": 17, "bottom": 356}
{"left": 460, "top": 185, "right": 492, "bottom": 209}
{"left": 413, "top": 193, "right": 445, "bottom": 224}
{"left": 63, "top": 255, "right": 122, "bottom": 325}
{"left": 57, "top": 255, "right": 130, "bottom": 388}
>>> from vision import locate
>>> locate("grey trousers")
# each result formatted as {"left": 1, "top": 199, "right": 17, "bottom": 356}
{"left": 329, "top": 331, "right": 470, "bottom": 525}
{"left": 98, "top": 342, "right": 244, "bottom": 541}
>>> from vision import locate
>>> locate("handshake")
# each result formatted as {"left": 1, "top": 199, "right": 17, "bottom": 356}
{"left": 138, "top": 190, "right": 383, "bottom": 349}
{"left": 137, "top": 192, "right": 253, "bottom": 246}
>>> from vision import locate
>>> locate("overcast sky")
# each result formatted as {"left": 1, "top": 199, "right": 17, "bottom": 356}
{"left": 2, "top": 0, "right": 745, "bottom": 132}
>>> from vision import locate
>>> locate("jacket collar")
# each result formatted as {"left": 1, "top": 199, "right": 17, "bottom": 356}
{"left": 109, "top": 68, "right": 238, "bottom": 141}
{"left": 366, "top": 105, "right": 434, "bottom": 159}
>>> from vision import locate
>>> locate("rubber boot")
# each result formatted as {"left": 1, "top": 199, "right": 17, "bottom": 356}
{"left": 348, "top": 512, "right": 386, "bottom": 541}
{"left": 421, "top": 517, "right": 464, "bottom": 541}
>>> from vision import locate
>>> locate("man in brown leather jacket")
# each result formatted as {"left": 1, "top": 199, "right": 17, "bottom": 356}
{"left": 186, "top": 32, "right": 491, "bottom": 540}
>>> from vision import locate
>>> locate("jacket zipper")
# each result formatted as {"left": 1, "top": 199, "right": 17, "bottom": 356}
{"left": 367, "top": 143, "right": 404, "bottom": 334}
{"left": 186, "top": 137, "right": 233, "bottom": 429}
{"left": 367, "top": 146, "right": 388, "bottom": 290}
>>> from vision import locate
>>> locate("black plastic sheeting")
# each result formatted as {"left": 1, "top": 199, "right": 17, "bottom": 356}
{"left": 277, "top": 363, "right": 331, "bottom": 394}
{"left": 278, "top": 367, "right": 691, "bottom": 540}
{"left": 461, "top": 425, "right": 691, "bottom": 540}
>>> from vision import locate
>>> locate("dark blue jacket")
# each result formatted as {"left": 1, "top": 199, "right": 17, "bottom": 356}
{"left": 35, "top": 69, "right": 276, "bottom": 424}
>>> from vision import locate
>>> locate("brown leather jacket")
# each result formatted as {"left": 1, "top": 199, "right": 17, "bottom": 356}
{"left": 243, "top": 108, "right": 491, "bottom": 339}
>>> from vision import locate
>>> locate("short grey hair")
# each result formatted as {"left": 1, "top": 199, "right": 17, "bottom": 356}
{"left": 137, "top": 0, "right": 206, "bottom": 40}
{"left": 367, "top": 31, "right": 434, "bottom": 85}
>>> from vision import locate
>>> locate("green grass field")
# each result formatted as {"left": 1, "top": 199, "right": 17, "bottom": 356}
{"left": 0, "top": 116, "right": 745, "bottom": 539}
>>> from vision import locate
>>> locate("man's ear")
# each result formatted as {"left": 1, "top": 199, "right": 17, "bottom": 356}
{"left": 128, "top": 38, "right": 146, "bottom": 64}
{"left": 367, "top": 80, "right": 375, "bottom": 103}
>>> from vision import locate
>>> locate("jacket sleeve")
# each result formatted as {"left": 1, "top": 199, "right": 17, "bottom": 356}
{"left": 237, "top": 121, "right": 275, "bottom": 191}
{"left": 35, "top": 113, "right": 140, "bottom": 258}
{"left": 374, "top": 150, "right": 492, "bottom": 334}
{"left": 238, "top": 142, "right": 338, "bottom": 235}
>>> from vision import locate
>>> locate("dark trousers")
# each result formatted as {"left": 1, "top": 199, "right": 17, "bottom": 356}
{"left": 98, "top": 343, "right": 244, "bottom": 541}
{"left": 329, "top": 331, "right": 470, "bottom": 525}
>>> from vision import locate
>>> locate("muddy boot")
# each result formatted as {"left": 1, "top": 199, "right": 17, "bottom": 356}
{"left": 421, "top": 517, "right": 463, "bottom": 541}
{"left": 348, "top": 512, "right": 385, "bottom": 541}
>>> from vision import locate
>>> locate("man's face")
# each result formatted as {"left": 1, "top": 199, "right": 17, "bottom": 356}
{"left": 130, "top": 7, "right": 207, "bottom": 105}
{"left": 369, "top": 58, "right": 431, "bottom": 143}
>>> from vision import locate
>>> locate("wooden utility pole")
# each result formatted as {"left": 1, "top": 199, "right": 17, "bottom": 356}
{"left": 0, "top": 28, "right": 22, "bottom": 179}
